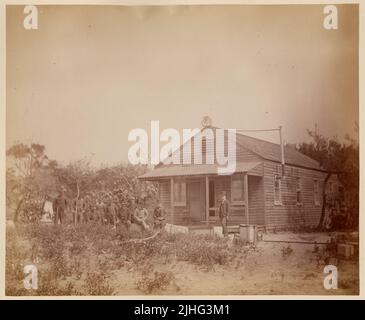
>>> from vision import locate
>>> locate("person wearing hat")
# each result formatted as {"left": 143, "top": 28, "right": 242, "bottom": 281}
{"left": 218, "top": 191, "right": 230, "bottom": 237}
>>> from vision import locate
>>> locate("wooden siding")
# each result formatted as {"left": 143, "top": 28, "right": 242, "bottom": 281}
{"left": 158, "top": 175, "right": 254, "bottom": 225}
{"left": 262, "top": 161, "right": 337, "bottom": 227}
{"left": 156, "top": 139, "right": 337, "bottom": 228}
{"left": 248, "top": 175, "right": 265, "bottom": 224}
{"left": 248, "top": 162, "right": 264, "bottom": 176}
{"left": 158, "top": 178, "right": 202, "bottom": 225}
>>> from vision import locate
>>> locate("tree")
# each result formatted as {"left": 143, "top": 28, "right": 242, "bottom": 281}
{"left": 91, "top": 164, "right": 158, "bottom": 213}
{"left": 6, "top": 142, "right": 159, "bottom": 224}
{"left": 298, "top": 128, "right": 359, "bottom": 230}
{"left": 54, "top": 158, "right": 93, "bottom": 200}
{"left": 6, "top": 143, "right": 57, "bottom": 222}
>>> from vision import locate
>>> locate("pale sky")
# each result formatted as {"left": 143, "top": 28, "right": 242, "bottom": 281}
{"left": 6, "top": 5, "right": 359, "bottom": 166}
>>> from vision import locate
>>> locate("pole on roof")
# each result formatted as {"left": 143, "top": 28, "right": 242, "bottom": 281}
{"left": 279, "top": 126, "right": 285, "bottom": 176}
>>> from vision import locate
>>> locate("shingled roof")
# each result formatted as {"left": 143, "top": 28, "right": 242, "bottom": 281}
{"left": 143, "top": 126, "right": 323, "bottom": 177}
{"left": 236, "top": 132, "right": 322, "bottom": 171}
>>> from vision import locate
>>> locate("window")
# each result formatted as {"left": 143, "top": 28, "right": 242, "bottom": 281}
{"left": 231, "top": 174, "right": 245, "bottom": 205}
{"left": 158, "top": 181, "right": 168, "bottom": 201}
{"left": 314, "top": 179, "right": 320, "bottom": 206}
{"left": 296, "top": 177, "right": 302, "bottom": 205}
{"left": 173, "top": 179, "right": 186, "bottom": 206}
{"left": 274, "top": 175, "right": 282, "bottom": 205}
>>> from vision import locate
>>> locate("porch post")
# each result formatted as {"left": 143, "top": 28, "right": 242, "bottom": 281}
{"left": 244, "top": 173, "right": 249, "bottom": 224}
{"left": 170, "top": 178, "right": 174, "bottom": 224}
{"left": 205, "top": 176, "right": 209, "bottom": 224}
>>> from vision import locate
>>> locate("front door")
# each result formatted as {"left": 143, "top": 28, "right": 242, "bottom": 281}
{"left": 189, "top": 180, "right": 205, "bottom": 222}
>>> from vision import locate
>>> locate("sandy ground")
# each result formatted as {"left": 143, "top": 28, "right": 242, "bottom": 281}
{"left": 108, "top": 233, "right": 359, "bottom": 295}
{"left": 7, "top": 227, "right": 359, "bottom": 296}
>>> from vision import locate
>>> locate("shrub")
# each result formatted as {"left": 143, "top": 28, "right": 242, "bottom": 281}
{"left": 6, "top": 223, "right": 259, "bottom": 295}
{"left": 83, "top": 271, "right": 114, "bottom": 296}
{"left": 136, "top": 271, "right": 175, "bottom": 294}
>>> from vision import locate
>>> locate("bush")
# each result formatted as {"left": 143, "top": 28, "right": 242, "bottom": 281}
{"left": 136, "top": 271, "right": 175, "bottom": 294}
{"left": 6, "top": 223, "right": 258, "bottom": 295}
{"left": 83, "top": 271, "right": 114, "bottom": 296}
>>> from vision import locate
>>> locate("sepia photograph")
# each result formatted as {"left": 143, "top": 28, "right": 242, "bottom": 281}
{"left": 4, "top": 2, "right": 360, "bottom": 297}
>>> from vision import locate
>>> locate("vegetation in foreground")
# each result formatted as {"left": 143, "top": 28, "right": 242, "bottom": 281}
{"left": 6, "top": 223, "right": 359, "bottom": 296}
{"left": 6, "top": 223, "right": 255, "bottom": 295}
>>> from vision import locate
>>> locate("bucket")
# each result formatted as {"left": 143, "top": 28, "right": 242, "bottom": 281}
{"left": 213, "top": 226, "right": 224, "bottom": 238}
{"left": 240, "top": 224, "right": 257, "bottom": 244}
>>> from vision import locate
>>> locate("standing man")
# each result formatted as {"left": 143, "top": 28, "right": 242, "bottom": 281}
{"left": 219, "top": 191, "right": 230, "bottom": 237}
{"left": 53, "top": 190, "right": 68, "bottom": 225}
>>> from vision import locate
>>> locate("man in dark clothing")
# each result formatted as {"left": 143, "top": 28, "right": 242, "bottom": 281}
{"left": 53, "top": 191, "right": 68, "bottom": 225}
{"left": 218, "top": 191, "right": 230, "bottom": 237}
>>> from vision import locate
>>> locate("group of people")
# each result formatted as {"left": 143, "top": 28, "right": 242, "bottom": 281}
{"left": 47, "top": 187, "right": 231, "bottom": 236}
{"left": 51, "top": 190, "right": 167, "bottom": 232}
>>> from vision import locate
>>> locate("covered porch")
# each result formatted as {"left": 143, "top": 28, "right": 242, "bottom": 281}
{"left": 140, "top": 161, "right": 265, "bottom": 227}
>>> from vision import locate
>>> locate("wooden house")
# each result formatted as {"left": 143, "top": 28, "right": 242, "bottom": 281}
{"left": 139, "top": 126, "right": 341, "bottom": 229}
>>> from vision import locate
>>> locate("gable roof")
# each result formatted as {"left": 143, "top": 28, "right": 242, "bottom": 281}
{"left": 154, "top": 126, "right": 323, "bottom": 172}
{"left": 235, "top": 132, "right": 322, "bottom": 170}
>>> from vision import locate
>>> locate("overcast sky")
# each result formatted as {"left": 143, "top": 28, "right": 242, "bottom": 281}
{"left": 6, "top": 5, "right": 359, "bottom": 166}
